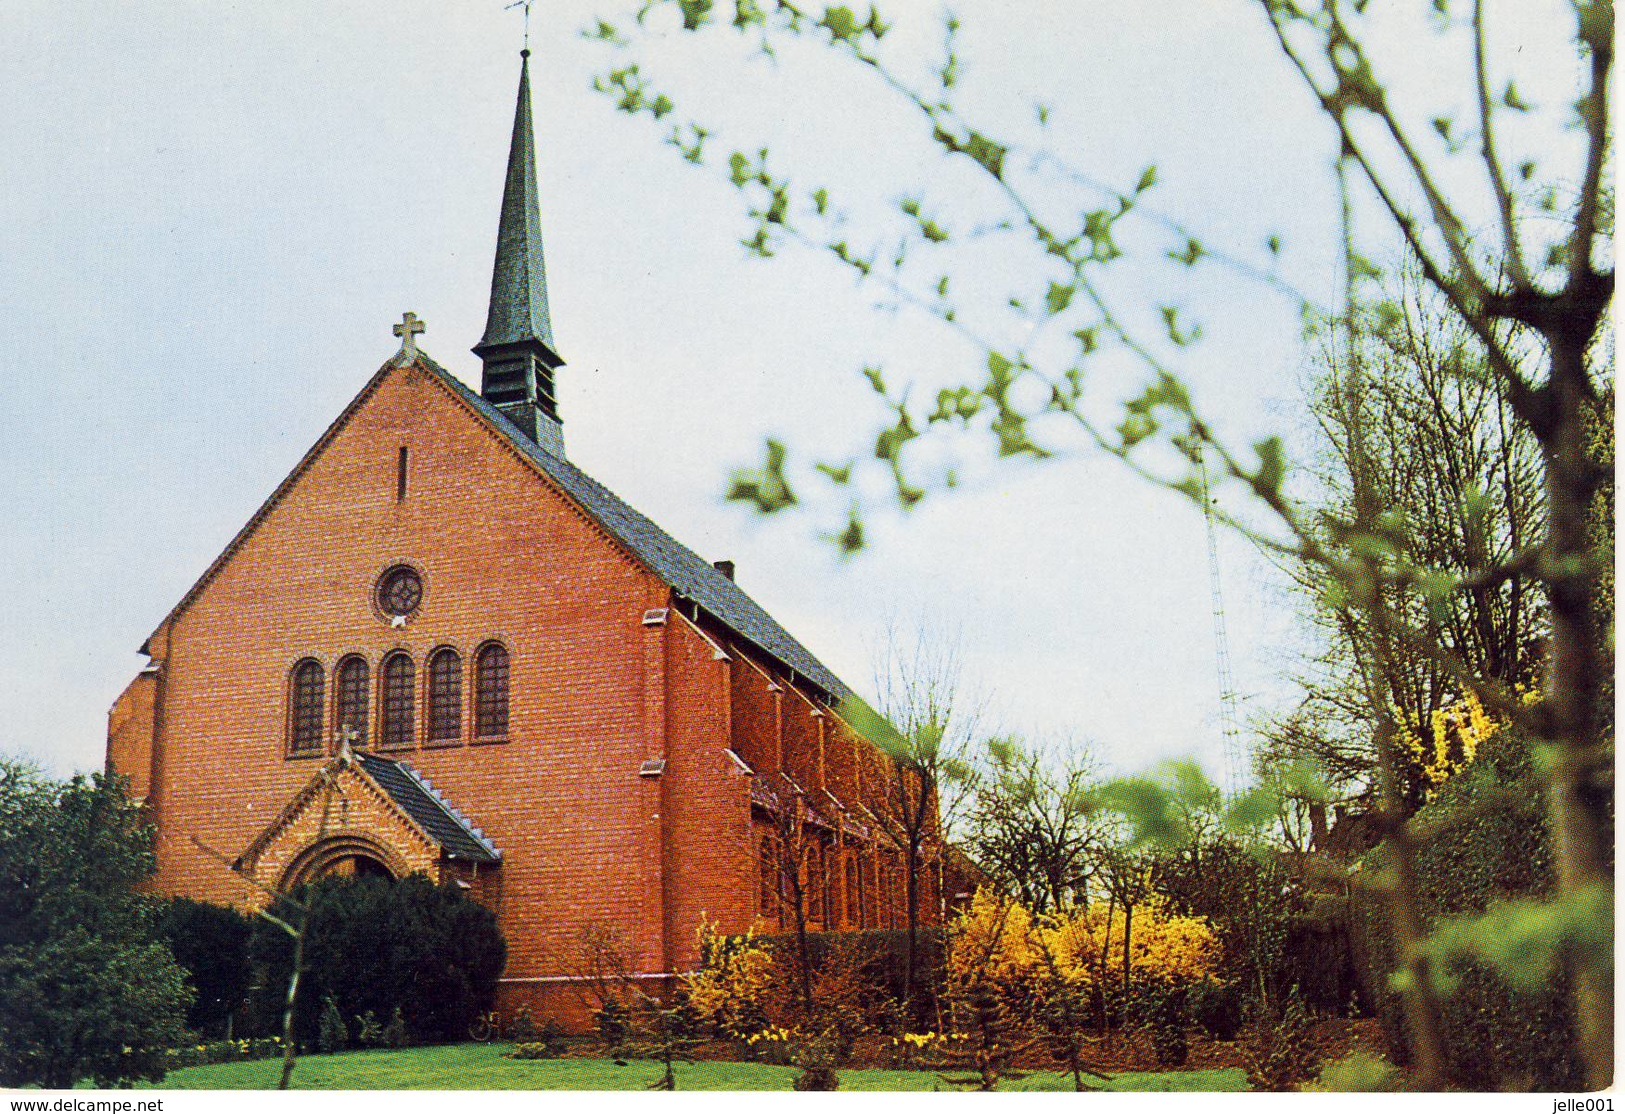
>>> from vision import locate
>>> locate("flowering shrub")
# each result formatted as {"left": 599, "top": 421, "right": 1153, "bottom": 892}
{"left": 946, "top": 888, "right": 1224, "bottom": 999}
{"left": 1397, "top": 690, "right": 1500, "bottom": 792}
{"left": 165, "top": 1036, "right": 284, "bottom": 1069}
{"left": 681, "top": 916, "right": 777, "bottom": 1039}
{"left": 885, "top": 1031, "right": 964, "bottom": 1068}
{"left": 743, "top": 1024, "right": 800, "bottom": 1064}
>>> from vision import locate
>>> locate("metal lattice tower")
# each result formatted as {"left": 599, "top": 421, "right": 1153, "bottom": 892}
{"left": 1199, "top": 450, "right": 1248, "bottom": 797}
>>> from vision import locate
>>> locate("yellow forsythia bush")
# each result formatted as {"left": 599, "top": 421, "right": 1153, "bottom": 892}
{"left": 681, "top": 916, "right": 777, "bottom": 1039}
{"left": 947, "top": 887, "right": 1223, "bottom": 995}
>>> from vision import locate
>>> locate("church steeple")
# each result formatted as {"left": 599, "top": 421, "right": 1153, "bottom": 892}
{"left": 474, "top": 49, "right": 565, "bottom": 456}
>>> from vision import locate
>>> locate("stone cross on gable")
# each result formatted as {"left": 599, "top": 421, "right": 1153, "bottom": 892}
{"left": 335, "top": 724, "right": 360, "bottom": 762}
{"left": 393, "top": 312, "right": 426, "bottom": 357}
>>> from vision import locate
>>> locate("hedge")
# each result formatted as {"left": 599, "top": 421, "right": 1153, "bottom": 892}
{"left": 1351, "top": 728, "right": 1584, "bottom": 1090}
{"left": 751, "top": 929, "right": 946, "bottom": 1023}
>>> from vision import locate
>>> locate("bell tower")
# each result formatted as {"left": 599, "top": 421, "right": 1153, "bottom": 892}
{"left": 473, "top": 49, "right": 565, "bottom": 456}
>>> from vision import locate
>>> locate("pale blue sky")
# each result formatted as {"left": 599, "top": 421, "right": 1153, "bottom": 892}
{"left": 0, "top": 1, "right": 1582, "bottom": 781}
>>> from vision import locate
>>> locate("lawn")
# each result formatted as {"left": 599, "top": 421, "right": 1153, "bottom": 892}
{"left": 146, "top": 1043, "right": 1248, "bottom": 1091}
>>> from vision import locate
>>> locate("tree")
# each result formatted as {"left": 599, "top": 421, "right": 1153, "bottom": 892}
{"left": 589, "top": 0, "right": 1613, "bottom": 1088}
{"left": 1267, "top": 266, "right": 1549, "bottom": 808}
{"left": 753, "top": 771, "right": 823, "bottom": 1012}
{"left": 569, "top": 921, "right": 704, "bottom": 1090}
{"left": 0, "top": 759, "right": 191, "bottom": 1089}
{"left": 964, "top": 735, "right": 1103, "bottom": 915}
{"left": 845, "top": 623, "right": 980, "bottom": 1026}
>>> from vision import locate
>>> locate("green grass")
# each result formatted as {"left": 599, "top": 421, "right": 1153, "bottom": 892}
{"left": 146, "top": 1043, "right": 1248, "bottom": 1091}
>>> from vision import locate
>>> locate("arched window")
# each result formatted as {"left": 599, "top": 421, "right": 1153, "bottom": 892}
{"left": 427, "top": 647, "right": 462, "bottom": 744}
{"left": 334, "top": 656, "right": 369, "bottom": 746}
{"left": 379, "top": 652, "right": 416, "bottom": 749}
{"left": 288, "top": 659, "right": 325, "bottom": 756}
{"left": 474, "top": 643, "right": 509, "bottom": 739}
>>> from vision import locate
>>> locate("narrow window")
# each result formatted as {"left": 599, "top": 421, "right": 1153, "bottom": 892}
{"left": 851, "top": 857, "right": 864, "bottom": 928}
{"left": 380, "top": 652, "right": 416, "bottom": 749}
{"left": 334, "top": 656, "right": 369, "bottom": 746}
{"left": 759, "top": 835, "right": 778, "bottom": 917}
{"left": 857, "top": 855, "right": 870, "bottom": 929}
{"left": 807, "top": 843, "right": 825, "bottom": 925}
{"left": 474, "top": 642, "right": 509, "bottom": 738}
{"left": 289, "top": 659, "right": 325, "bottom": 756}
{"left": 427, "top": 647, "right": 462, "bottom": 743}
{"left": 396, "top": 446, "right": 409, "bottom": 502}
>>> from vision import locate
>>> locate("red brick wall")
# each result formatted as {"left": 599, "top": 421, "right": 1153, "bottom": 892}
{"left": 106, "top": 670, "right": 158, "bottom": 801}
{"left": 128, "top": 359, "right": 675, "bottom": 986}
{"left": 109, "top": 354, "right": 938, "bottom": 1031}
{"left": 660, "top": 614, "right": 753, "bottom": 969}
{"left": 728, "top": 655, "right": 780, "bottom": 777}
{"left": 780, "top": 687, "right": 822, "bottom": 795}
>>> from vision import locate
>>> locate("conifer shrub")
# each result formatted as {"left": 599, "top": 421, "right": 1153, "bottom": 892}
{"left": 1134, "top": 984, "right": 1189, "bottom": 1066}
{"left": 317, "top": 996, "right": 347, "bottom": 1054}
{"left": 1187, "top": 977, "right": 1243, "bottom": 1041}
{"left": 1242, "top": 990, "right": 1319, "bottom": 1091}
{"left": 156, "top": 898, "right": 254, "bottom": 1039}
{"left": 249, "top": 875, "right": 505, "bottom": 1048}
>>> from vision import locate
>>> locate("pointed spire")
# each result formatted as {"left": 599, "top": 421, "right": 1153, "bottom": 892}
{"left": 475, "top": 49, "right": 565, "bottom": 456}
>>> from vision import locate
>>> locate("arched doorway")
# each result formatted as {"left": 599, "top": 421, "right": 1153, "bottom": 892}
{"left": 281, "top": 835, "right": 403, "bottom": 890}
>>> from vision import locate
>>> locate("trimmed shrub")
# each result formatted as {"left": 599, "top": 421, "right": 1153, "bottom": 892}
{"left": 793, "top": 1065, "right": 840, "bottom": 1090}
{"left": 506, "top": 1005, "right": 540, "bottom": 1042}
{"left": 1187, "top": 978, "right": 1243, "bottom": 1041}
{"left": 156, "top": 898, "right": 253, "bottom": 1038}
{"left": 249, "top": 874, "right": 505, "bottom": 1049}
{"left": 1243, "top": 990, "right": 1319, "bottom": 1091}
{"left": 509, "top": 1040, "right": 560, "bottom": 1061}
{"left": 1135, "top": 984, "right": 1189, "bottom": 1067}
{"left": 380, "top": 1006, "right": 408, "bottom": 1049}
{"left": 594, "top": 999, "right": 629, "bottom": 1049}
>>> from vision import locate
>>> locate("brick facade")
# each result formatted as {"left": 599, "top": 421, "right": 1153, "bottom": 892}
{"left": 107, "top": 353, "right": 939, "bottom": 1030}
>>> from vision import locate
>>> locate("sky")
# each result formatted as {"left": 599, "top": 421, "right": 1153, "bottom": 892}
{"left": 0, "top": 1, "right": 1583, "bottom": 782}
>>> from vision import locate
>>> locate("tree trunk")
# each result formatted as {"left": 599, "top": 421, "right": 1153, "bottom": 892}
{"left": 1121, "top": 904, "right": 1133, "bottom": 998}
{"left": 1539, "top": 335, "right": 1612, "bottom": 1091}
{"left": 1097, "top": 893, "right": 1115, "bottom": 1039}
{"left": 277, "top": 902, "right": 309, "bottom": 1091}
{"left": 904, "top": 837, "right": 924, "bottom": 1027}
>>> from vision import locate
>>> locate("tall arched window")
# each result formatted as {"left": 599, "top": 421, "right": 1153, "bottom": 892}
{"left": 427, "top": 647, "right": 462, "bottom": 744}
{"left": 474, "top": 642, "right": 509, "bottom": 739}
{"left": 288, "top": 659, "right": 325, "bottom": 756}
{"left": 334, "top": 656, "right": 369, "bottom": 746}
{"left": 380, "top": 652, "right": 416, "bottom": 750}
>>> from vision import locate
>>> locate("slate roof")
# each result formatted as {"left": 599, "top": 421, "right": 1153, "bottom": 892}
{"left": 358, "top": 753, "right": 501, "bottom": 864}
{"left": 419, "top": 354, "right": 855, "bottom": 704}
{"left": 476, "top": 52, "right": 557, "bottom": 358}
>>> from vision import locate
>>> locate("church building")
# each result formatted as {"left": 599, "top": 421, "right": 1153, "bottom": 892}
{"left": 105, "top": 50, "right": 936, "bottom": 1024}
